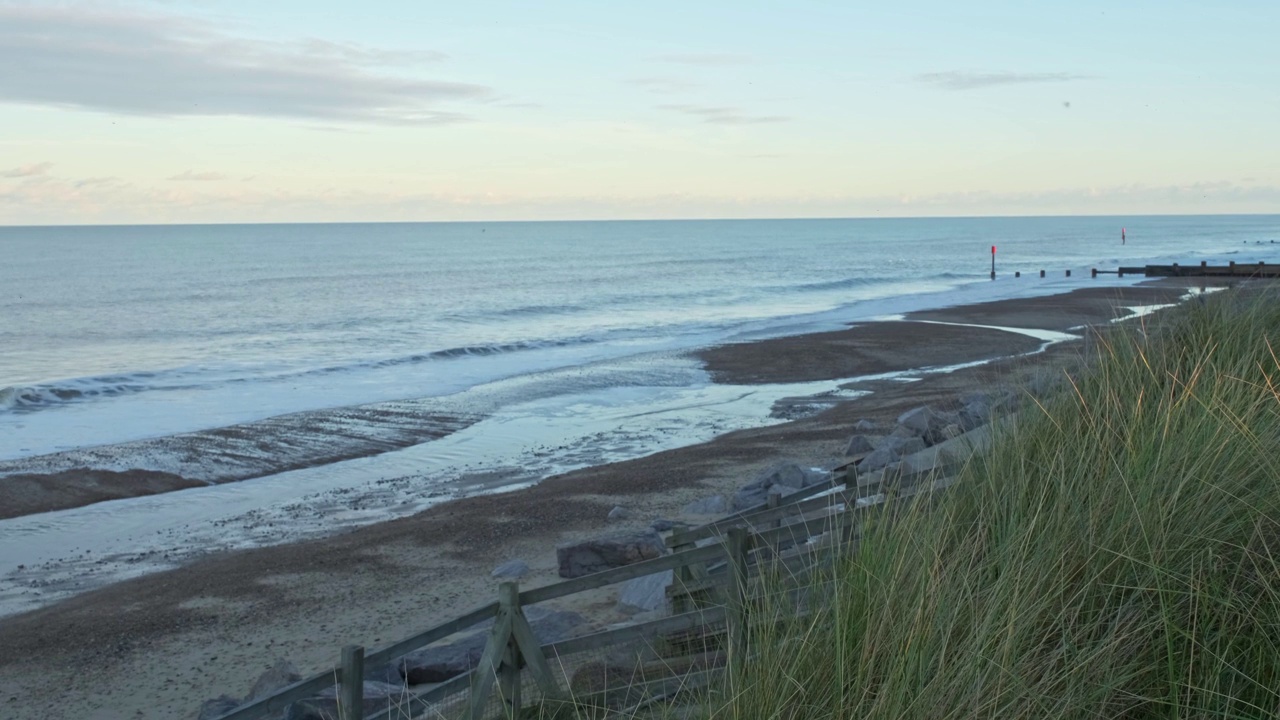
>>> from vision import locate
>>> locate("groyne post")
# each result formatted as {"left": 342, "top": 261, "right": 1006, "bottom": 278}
{"left": 497, "top": 583, "right": 521, "bottom": 718}
{"left": 1065, "top": 269, "right": 1071, "bottom": 277}
{"left": 338, "top": 645, "right": 364, "bottom": 720}
{"left": 1040, "top": 269, "right": 1045, "bottom": 278}
{"left": 726, "top": 528, "right": 752, "bottom": 666}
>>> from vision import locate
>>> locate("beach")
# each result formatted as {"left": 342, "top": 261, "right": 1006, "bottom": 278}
{"left": 0, "top": 283, "right": 1203, "bottom": 720}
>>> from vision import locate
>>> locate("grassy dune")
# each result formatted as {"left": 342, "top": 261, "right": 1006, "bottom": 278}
{"left": 711, "top": 287, "right": 1280, "bottom": 719}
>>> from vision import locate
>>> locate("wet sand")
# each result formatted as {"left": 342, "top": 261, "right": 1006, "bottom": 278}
{"left": 0, "top": 285, "right": 1198, "bottom": 719}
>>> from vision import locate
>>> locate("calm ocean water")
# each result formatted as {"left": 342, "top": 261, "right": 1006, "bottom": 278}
{"left": 2, "top": 215, "right": 1279, "bottom": 461}
{"left": 2, "top": 215, "right": 1280, "bottom": 616}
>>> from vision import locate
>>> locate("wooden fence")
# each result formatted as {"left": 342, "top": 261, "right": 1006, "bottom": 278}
{"left": 213, "top": 459, "right": 961, "bottom": 720}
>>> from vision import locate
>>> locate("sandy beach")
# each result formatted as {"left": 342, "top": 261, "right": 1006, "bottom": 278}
{"left": 0, "top": 283, "right": 1202, "bottom": 719}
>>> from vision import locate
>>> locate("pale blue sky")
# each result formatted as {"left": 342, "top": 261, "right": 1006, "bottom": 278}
{"left": 1, "top": 0, "right": 1276, "bottom": 224}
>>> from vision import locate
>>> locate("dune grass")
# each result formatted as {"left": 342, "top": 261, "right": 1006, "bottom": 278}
{"left": 704, "top": 287, "right": 1280, "bottom": 720}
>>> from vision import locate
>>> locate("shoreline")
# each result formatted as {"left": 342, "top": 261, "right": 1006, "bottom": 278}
{"left": 0, "top": 282, "right": 1212, "bottom": 720}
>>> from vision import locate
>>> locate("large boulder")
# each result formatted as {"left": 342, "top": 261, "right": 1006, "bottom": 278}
{"left": 650, "top": 518, "right": 675, "bottom": 532}
{"left": 896, "top": 406, "right": 963, "bottom": 445}
{"left": 247, "top": 658, "right": 301, "bottom": 702}
{"left": 285, "top": 681, "right": 408, "bottom": 719}
{"left": 197, "top": 696, "right": 241, "bottom": 720}
{"left": 853, "top": 419, "right": 877, "bottom": 432}
{"left": 556, "top": 530, "right": 666, "bottom": 578}
{"left": 399, "top": 606, "right": 586, "bottom": 684}
{"left": 859, "top": 435, "right": 928, "bottom": 472}
{"left": 844, "top": 434, "right": 875, "bottom": 456}
{"left": 606, "top": 506, "right": 632, "bottom": 522}
{"left": 959, "top": 400, "right": 991, "bottom": 431}
{"left": 682, "top": 495, "right": 727, "bottom": 515}
{"left": 730, "top": 463, "right": 824, "bottom": 511}
{"left": 617, "top": 570, "right": 673, "bottom": 615}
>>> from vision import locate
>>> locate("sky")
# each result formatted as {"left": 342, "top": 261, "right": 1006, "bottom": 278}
{"left": 0, "top": 0, "right": 1277, "bottom": 224}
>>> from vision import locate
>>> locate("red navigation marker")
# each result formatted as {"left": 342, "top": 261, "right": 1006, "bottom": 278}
{"left": 992, "top": 245, "right": 996, "bottom": 254}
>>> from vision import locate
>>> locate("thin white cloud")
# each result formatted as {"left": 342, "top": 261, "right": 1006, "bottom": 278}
{"left": 627, "top": 77, "right": 701, "bottom": 94}
{"left": 168, "top": 171, "right": 228, "bottom": 182}
{"left": 656, "top": 53, "right": 752, "bottom": 66}
{"left": 657, "top": 104, "right": 788, "bottom": 125}
{"left": 0, "top": 5, "right": 492, "bottom": 124}
{"left": 0, "top": 161, "right": 53, "bottom": 178}
{"left": 3, "top": 177, "right": 1278, "bottom": 224}
{"left": 915, "top": 71, "right": 1096, "bottom": 90}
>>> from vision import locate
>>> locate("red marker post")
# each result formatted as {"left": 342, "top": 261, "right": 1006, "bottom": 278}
{"left": 990, "top": 245, "right": 996, "bottom": 279}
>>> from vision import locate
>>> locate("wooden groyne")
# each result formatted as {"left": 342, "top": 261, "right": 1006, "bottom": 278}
{"left": 1092, "top": 261, "right": 1280, "bottom": 279}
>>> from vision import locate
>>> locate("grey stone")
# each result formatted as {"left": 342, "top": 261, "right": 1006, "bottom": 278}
{"left": 247, "top": 658, "right": 301, "bottom": 702}
{"left": 617, "top": 570, "right": 674, "bottom": 615}
{"left": 682, "top": 495, "right": 727, "bottom": 515}
{"left": 490, "top": 559, "right": 530, "bottom": 580}
{"left": 556, "top": 530, "right": 666, "bottom": 578}
{"left": 607, "top": 505, "right": 631, "bottom": 522}
{"left": 853, "top": 419, "right": 877, "bottom": 432}
{"left": 959, "top": 400, "right": 991, "bottom": 430}
{"left": 940, "top": 424, "right": 964, "bottom": 441}
{"left": 896, "top": 406, "right": 964, "bottom": 445}
{"left": 730, "top": 462, "right": 825, "bottom": 511}
{"left": 890, "top": 423, "right": 923, "bottom": 439}
{"left": 859, "top": 446, "right": 898, "bottom": 472}
{"left": 897, "top": 406, "right": 939, "bottom": 433}
{"left": 650, "top": 518, "right": 675, "bottom": 532}
{"left": 883, "top": 435, "right": 927, "bottom": 456}
{"left": 197, "top": 696, "right": 241, "bottom": 720}
{"left": 399, "top": 606, "right": 585, "bottom": 684}
{"left": 844, "top": 434, "right": 875, "bottom": 456}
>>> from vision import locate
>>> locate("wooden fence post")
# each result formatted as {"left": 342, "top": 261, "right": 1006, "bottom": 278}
{"left": 671, "top": 523, "right": 694, "bottom": 614}
{"left": 497, "top": 583, "right": 521, "bottom": 718}
{"left": 339, "top": 645, "right": 364, "bottom": 720}
{"left": 725, "top": 528, "right": 752, "bottom": 663}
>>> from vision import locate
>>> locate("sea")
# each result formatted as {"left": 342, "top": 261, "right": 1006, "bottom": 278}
{"left": 1, "top": 215, "right": 1278, "bottom": 615}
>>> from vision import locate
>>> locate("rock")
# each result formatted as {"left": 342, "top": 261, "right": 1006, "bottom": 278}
{"left": 491, "top": 559, "right": 530, "bottom": 580}
{"left": 197, "top": 695, "right": 241, "bottom": 720}
{"left": 617, "top": 570, "right": 673, "bottom": 615}
{"left": 288, "top": 681, "right": 409, "bottom": 718}
{"left": 896, "top": 406, "right": 939, "bottom": 433}
{"left": 853, "top": 419, "right": 877, "bottom": 432}
{"left": 682, "top": 495, "right": 727, "bottom": 515}
{"left": 247, "top": 658, "right": 301, "bottom": 702}
{"left": 896, "top": 406, "right": 963, "bottom": 445}
{"left": 650, "top": 518, "right": 675, "bottom": 532}
{"left": 844, "top": 434, "right": 875, "bottom": 456}
{"left": 860, "top": 436, "right": 927, "bottom": 472}
{"left": 885, "top": 435, "right": 927, "bottom": 456}
{"left": 890, "top": 424, "right": 922, "bottom": 439}
{"left": 556, "top": 530, "right": 666, "bottom": 578}
{"left": 730, "top": 462, "right": 823, "bottom": 511}
{"left": 859, "top": 446, "right": 897, "bottom": 472}
{"left": 607, "top": 505, "right": 631, "bottom": 522}
{"left": 399, "top": 606, "right": 586, "bottom": 684}
{"left": 959, "top": 400, "right": 991, "bottom": 430}
{"left": 940, "top": 424, "right": 964, "bottom": 441}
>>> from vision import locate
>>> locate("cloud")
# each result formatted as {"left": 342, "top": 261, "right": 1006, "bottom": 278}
{"left": 0, "top": 5, "right": 492, "bottom": 124}
{"left": 655, "top": 53, "right": 752, "bottom": 66}
{"left": 0, "top": 161, "right": 53, "bottom": 178}
{"left": 627, "top": 77, "right": 700, "bottom": 94}
{"left": 915, "top": 71, "right": 1095, "bottom": 90}
{"left": 3, "top": 176, "right": 1279, "bottom": 225}
{"left": 168, "top": 171, "right": 228, "bottom": 182}
{"left": 657, "top": 104, "right": 788, "bottom": 125}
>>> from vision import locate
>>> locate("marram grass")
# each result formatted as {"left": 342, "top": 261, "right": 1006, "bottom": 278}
{"left": 702, "top": 288, "right": 1280, "bottom": 720}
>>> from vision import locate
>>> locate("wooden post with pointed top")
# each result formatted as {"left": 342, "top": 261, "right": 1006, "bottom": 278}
{"left": 725, "top": 528, "right": 752, "bottom": 664}
{"left": 339, "top": 645, "right": 364, "bottom": 720}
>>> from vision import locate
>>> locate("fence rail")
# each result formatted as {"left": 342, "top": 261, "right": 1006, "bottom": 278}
{"left": 213, "top": 457, "right": 963, "bottom": 720}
